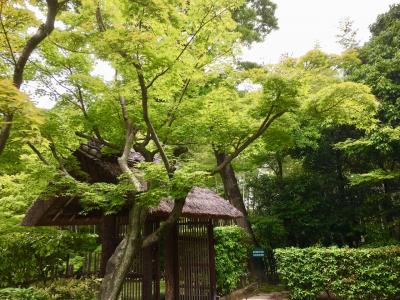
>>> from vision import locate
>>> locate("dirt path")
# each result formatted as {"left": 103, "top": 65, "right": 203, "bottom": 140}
{"left": 244, "top": 292, "right": 289, "bottom": 300}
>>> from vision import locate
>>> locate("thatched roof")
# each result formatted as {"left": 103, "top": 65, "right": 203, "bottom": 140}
{"left": 151, "top": 187, "right": 242, "bottom": 219}
{"left": 73, "top": 141, "right": 147, "bottom": 184}
{"left": 21, "top": 187, "right": 242, "bottom": 226}
{"left": 20, "top": 196, "right": 100, "bottom": 226}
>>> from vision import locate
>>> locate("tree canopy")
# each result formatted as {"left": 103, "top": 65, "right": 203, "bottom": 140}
{"left": 0, "top": 1, "right": 399, "bottom": 298}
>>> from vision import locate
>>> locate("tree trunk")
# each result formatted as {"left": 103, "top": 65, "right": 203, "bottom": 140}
{"left": 215, "top": 151, "right": 257, "bottom": 244}
{"left": 0, "top": 113, "right": 13, "bottom": 155}
{"left": 100, "top": 204, "right": 148, "bottom": 300}
{"left": 100, "top": 215, "right": 117, "bottom": 277}
{"left": 0, "top": 0, "right": 60, "bottom": 155}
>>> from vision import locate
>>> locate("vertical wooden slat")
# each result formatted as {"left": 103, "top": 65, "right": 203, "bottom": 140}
{"left": 88, "top": 252, "right": 92, "bottom": 274}
{"left": 176, "top": 218, "right": 213, "bottom": 300}
{"left": 208, "top": 220, "right": 216, "bottom": 300}
{"left": 165, "top": 223, "right": 178, "bottom": 300}
{"left": 154, "top": 221, "right": 161, "bottom": 300}
{"left": 143, "top": 221, "right": 153, "bottom": 300}
{"left": 195, "top": 222, "right": 199, "bottom": 300}
{"left": 186, "top": 221, "right": 190, "bottom": 300}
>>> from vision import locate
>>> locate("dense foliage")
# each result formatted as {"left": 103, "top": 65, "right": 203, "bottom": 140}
{"left": 214, "top": 226, "right": 251, "bottom": 295}
{"left": 38, "top": 277, "right": 100, "bottom": 300}
{"left": 275, "top": 247, "right": 400, "bottom": 300}
{"left": 0, "top": 230, "right": 97, "bottom": 288}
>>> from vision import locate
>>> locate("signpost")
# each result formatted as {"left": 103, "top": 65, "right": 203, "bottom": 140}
{"left": 252, "top": 248, "right": 265, "bottom": 257}
{"left": 251, "top": 247, "right": 266, "bottom": 281}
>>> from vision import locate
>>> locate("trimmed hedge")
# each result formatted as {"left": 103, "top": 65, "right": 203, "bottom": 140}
{"left": 275, "top": 246, "right": 400, "bottom": 300}
{"left": 214, "top": 226, "right": 251, "bottom": 295}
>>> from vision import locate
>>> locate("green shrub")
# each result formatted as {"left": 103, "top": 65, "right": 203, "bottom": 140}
{"left": 214, "top": 225, "right": 251, "bottom": 295}
{"left": 38, "top": 277, "right": 100, "bottom": 300}
{"left": 0, "top": 287, "right": 49, "bottom": 300}
{"left": 0, "top": 278, "right": 100, "bottom": 300}
{"left": 251, "top": 215, "right": 287, "bottom": 251}
{"left": 0, "top": 230, "right": 97, "bottom": 287}
{"left": 275, "top": 246, "right": 400, "bottom": 300}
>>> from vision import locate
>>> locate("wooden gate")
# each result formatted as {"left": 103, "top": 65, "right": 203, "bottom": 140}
{"left": 117, "top": 219, "right": 160, "bottom": 300}
{"left": 177, "top": 219, "right": 216, "bottom": 299}
{"left": 115, "top": 217, "right": 216, "bottom": 300}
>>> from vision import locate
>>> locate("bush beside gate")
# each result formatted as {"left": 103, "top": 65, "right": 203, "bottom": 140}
{"left": 275, "top": 246, "right": 400, "bottom": 300}
{"left": 214, "top": 226, "right": 251, "bottom": 295}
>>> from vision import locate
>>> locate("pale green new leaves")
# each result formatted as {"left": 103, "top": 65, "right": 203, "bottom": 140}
{"left": 0, "top": 79, "right": 43, "bottom": 143}
{"left": 137, "top": 162, "right": 211, "bottom": 205}
{"left": 0, "top": 153, "right": 55, "bottom": 218}
{"left": 92, "top": 0, "right": 243, "bottom": 88}
{"left": 231, "top": 50, "right": 379, "bottom": 172}
{"left": 335, "top": 126, "right": 400, "bottom": 186}
{"left": 0, "top": 80, "right": 30, "bottom": 113}
{"left": 349, "top": 169, "right": 400, "bottom": 186}
{"left": 305, "top": 82, "right": 379, "bottom": 130}
{"left": 0, "top": 0, "right": 39, "bottom": 76}
{"left": 199, "top": 85, "right": 257, "bottom": 151}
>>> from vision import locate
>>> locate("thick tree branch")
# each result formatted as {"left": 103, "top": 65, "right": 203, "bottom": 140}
{"left": 0, "top": 0, "right": 61, "bottom": 156}
{"left": 13, "top": 0, "right": 59, "bottom": 88}
{"left": 118, "top": 96, "right": 142, "bottom": 191}
{"left": 96, "top": 1, "right": 106, "bottom": 32}
{"left": 212, "top": 110, "right": 287, "bottom": 174}
{"left": 100, "top": 204, "right": 148, "bottom": 300}
{"left": 49, "top": 140, "right": 69, "bottom": 175}
{"left": 136, "top": 68, "right": 173, "bottom": 175}
{"left": 142, "top": 197, "right": 185, "bottom": 248}
{"left": 28, "top": 142, "right": 50, "bottom": 165}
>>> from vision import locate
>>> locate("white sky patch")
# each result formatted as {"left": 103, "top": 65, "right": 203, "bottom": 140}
{"left": 26, "top": 2, "right": 45, "bottom": 21}
{"left": 23, "top": 81, "right": 55, "bottom": 109}
{"left": 91, "top": 59, "right": 115, "bottom": 82}
{"left": 55, "top": 20, "right": 67, "bottom": 30}
{"left": 241, "top": 0, "right": 399, "bottom": 64}
{"left": 237, "top": 79, "right": 262, "bottom": 92}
